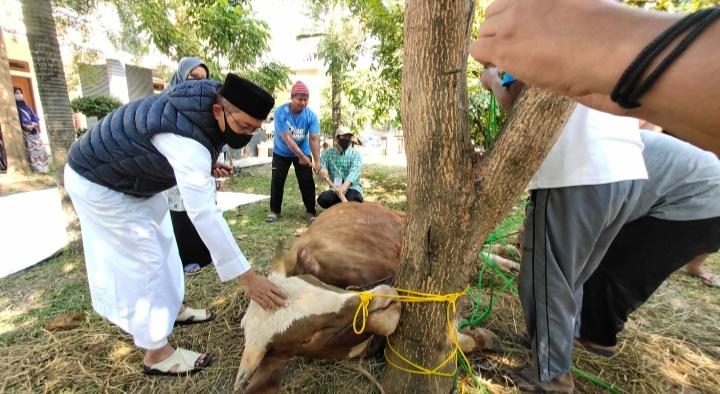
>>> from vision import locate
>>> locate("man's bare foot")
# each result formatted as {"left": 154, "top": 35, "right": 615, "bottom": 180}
{"left": 686, "top": 254, "right": 719, "bottom": 288}
{"left": 574, "top": 337, "right": 617, "bottom": 357}
{"left": 507, "top": 365, "right": 574, "bottom": 393}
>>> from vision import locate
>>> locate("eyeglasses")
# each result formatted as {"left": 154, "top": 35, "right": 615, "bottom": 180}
{"left": 223, "top": 108, "right": 262, "bottom": 134}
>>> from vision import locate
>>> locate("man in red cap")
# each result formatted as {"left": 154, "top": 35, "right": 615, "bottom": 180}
{"left": 266, "top": 80, "right": 321, "bottom": 223}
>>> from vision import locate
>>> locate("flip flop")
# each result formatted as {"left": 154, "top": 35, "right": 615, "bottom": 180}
{"left": 183, "top": 263, "right": 203, "bottom": 276}
{"left": 175, "top": 307, "right": 216, "bottom": 326}
{"left": 505, "top": 365, "right": 574, "bottom": 393}
{"left": 143, "top": 348, "right": 213, "bottom": 376}
{"left": 701, "top": 274, "right": 720, "bottom": 288}
{"left": 265, "top": 212, "right": 279, "bottom": 223}
{"left": 697, "top": 273, "right": 720, "bottom": 288}
{"left": 505, "top": 367, "right": 549, "bottom": 393}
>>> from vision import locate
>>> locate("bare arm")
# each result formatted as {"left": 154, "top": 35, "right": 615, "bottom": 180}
{"left": 280, "top": 132, "right": 311, "bottom": 165}
{"left": 471, "top": 0, "right": 720, "bottom": 154}
{"left": 309, "top": 134, "right": 321, "bottom": 172}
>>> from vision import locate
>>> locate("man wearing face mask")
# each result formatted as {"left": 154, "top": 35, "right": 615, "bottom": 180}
{"left": 317, "top": 127, "right": 364, "bottom": 208}
{"left": 65, "top": 74, "right": 288, "bottom": 377}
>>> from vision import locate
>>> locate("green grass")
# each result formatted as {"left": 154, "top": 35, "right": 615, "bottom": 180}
{"left": 0, "top": 162, "right": 718, "bottom": 393}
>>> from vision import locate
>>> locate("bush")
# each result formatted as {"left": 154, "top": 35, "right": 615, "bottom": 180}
{"left": 70, "top": 96, "right": 123, "bottom": 119}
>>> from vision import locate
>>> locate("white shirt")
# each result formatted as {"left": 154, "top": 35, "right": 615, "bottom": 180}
{"left": 152, "top": 133, "right": 250, "bottom": 281}
{"left": 529, "top": 105, "right": 648, "bottom": 190}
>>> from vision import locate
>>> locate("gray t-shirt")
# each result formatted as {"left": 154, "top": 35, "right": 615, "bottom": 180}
{"left": 629, "top": 131, "right": 720, "bottom": 222}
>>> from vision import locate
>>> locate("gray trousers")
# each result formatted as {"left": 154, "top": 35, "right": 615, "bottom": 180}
{"left": 519, "top": 180, "right": 644, "bottom": 382}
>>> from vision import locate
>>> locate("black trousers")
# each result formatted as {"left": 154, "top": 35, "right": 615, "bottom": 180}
{"left": 580, "top": 215, "right": 720, "bottom": 346}
{"left": 270, "top": 154, "right": 316, "bottom": 215}
{"left": 169, "top": 210, "right": 212, "bottom": 268}
{"left": 317, "top": 188, "right": 363, "bottom": 208}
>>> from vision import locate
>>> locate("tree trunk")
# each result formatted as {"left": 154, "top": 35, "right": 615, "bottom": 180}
{"left": 331, "top": 67, "right": 342, "bottom": 134}
{"left": 0, "top": 28, "right": 31, "bottom": 175}
{"left": 21, "top": 0, "right": 80, "bottom": 241}
{"left": 380, "top": 1, "right": 575, "bottom": 393}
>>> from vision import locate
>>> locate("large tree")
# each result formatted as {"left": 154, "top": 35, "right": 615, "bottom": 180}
{"left": 315, "top": 17, "right": 363, "bottom": 135}
{"left": 21, "top": 0, "right": 79, "bottom": 238}
{"left": 0, "top": 28, "right": 31, "bottom": 175}
{"left": 379, "top": 1, "right": 575, "bottom": 393}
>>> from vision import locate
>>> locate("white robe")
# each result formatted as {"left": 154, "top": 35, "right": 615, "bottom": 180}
{"left": 64, "top": 134, "right": 251, "bottom": 349}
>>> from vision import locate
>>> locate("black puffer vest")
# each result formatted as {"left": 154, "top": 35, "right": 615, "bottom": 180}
{"left": 67, "top": 79, "right": 224, "bottom": 197}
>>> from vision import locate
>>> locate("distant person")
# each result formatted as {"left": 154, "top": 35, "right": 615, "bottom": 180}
{"left": 163, "top": 57, "right": 229, "bottom": 275}
{"left": 14, "top": 87, "right": 48, "bottom": 173}
{"left": 65, "top": 74, "right": 287, "bottom": 377}
{"left": 317, "top": 127, "right": 363, "bottom": 208}
{"left": 266, "top": 81, "right": 320, "bottom": 223}
{"left": 470, "top": 0, "right": 720, "bottom": 154}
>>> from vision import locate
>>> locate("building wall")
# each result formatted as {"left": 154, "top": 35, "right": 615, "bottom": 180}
{"left": 125, "top": 65, "right": 154, "bottom": 101}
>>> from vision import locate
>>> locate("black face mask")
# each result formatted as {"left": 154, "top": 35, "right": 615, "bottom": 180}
{"left": 223, "top": 110, "right": 254, "bottom": 149}
{"left": 338, "top": 139, "right": 351, "bottom": 151}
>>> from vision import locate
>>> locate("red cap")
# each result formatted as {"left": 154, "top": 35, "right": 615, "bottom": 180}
{"left": 291, "top": 80, "right": 309, "bottom": 96}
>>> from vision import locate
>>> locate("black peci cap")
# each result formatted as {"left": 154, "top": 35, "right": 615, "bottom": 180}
{"left": 219, "top": 73, "right": 275, "bottom": 120}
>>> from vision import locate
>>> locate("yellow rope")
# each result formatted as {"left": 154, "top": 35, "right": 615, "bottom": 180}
{"left": 351, "top": 287, "right": 472, "bottom": 377}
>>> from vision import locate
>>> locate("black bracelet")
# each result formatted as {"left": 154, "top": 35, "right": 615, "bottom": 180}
{"left": 611, "top": 7, "right": 720, "bottom": 109}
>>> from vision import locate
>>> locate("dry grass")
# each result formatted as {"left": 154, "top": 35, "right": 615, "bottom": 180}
{"left": 0, "top": 163, "right": 718, "bottom": 393}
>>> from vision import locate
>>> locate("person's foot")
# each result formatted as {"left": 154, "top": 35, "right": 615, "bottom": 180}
{"left": 305, "top": 212, "right": 317, "bottom": 224}
{"left": 265, "top": 212, "right": 280, "bottom": 223}
{"left": 574, "top": 337, "right": 617, "bottom": 357}
{"left": 143, "top": 344, "right": 209, "bottom": 371}
{"left": 687, "top": 268, "right": 720, "bottom": 288}
{"left": 506, "top": 365, "right": 574, "bottom": 393}
{"left": 175, "top": 305, "right": 215, "bottom": 326}
{"left": 183, "top": 263, "right": 203, "bottom": 275}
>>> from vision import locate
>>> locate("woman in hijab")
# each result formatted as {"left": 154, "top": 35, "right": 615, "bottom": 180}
{"left": 14, "top": 87, "right": 49, "bottom": 173}
{"left": 164, "top": 57, "right": 216, "bottom": 275}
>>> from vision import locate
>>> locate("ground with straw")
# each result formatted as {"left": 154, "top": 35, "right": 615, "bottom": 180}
{"left": 0, "top": 163, "right": 717, "bottom": 393}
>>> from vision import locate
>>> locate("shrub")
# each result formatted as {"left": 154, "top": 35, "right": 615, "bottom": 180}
{"left": 70, "top": 96, "right": 123, "bottom": 119}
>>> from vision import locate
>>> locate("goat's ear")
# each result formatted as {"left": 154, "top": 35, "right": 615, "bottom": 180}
{"left": 242, "top": 352, "right": 293, "bottom": 394}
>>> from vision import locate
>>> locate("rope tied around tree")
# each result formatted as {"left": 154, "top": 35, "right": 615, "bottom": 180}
{"left": 352, "top": 287, "right": 475, "bottom": 376}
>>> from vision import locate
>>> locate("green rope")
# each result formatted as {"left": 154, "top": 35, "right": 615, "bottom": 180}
{"left": 572, "top": 366, "right": 622, "bottom": 394}
{"left": 457, "top": 242, "right": 622, "bottom": 393}
{"left": 484, "top": 95, "right": 501, "bottom": 151}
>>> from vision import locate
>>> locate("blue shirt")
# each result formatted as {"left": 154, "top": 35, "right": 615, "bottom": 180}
{"left": 501, "top": 73, "right": 517, "bottom": 87}
{"left": 273, "top": 103, "right": 320, "bottom": 157}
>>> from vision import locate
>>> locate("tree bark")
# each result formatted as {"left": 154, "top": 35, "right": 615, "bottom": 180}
{"left": 0, "top": 28, "right": 31, "bottom": 175}
{"left": 380, "top": 1, "right": 575, "bottom": 393}
{"left": 21, "top": 0, "right": 80, "bottom": 241}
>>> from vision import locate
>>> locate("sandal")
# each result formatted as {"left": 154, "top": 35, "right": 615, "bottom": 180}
{"left": 183, "top": 263, "right": 203, "bottom": 276}
{"left": 690, "top": 272, "right": 720, "bottom": 288}
{"left": 143, "top": 348, "right": 213, "bottom": 376}
{"left": 265, "top": 212, "right": 279, "bottom": 223}
{"left": 505, "top": 365, "right": 574, "bottom": 393}
{"left": 175, "top": 306, "right": 215, "bottom": 326}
